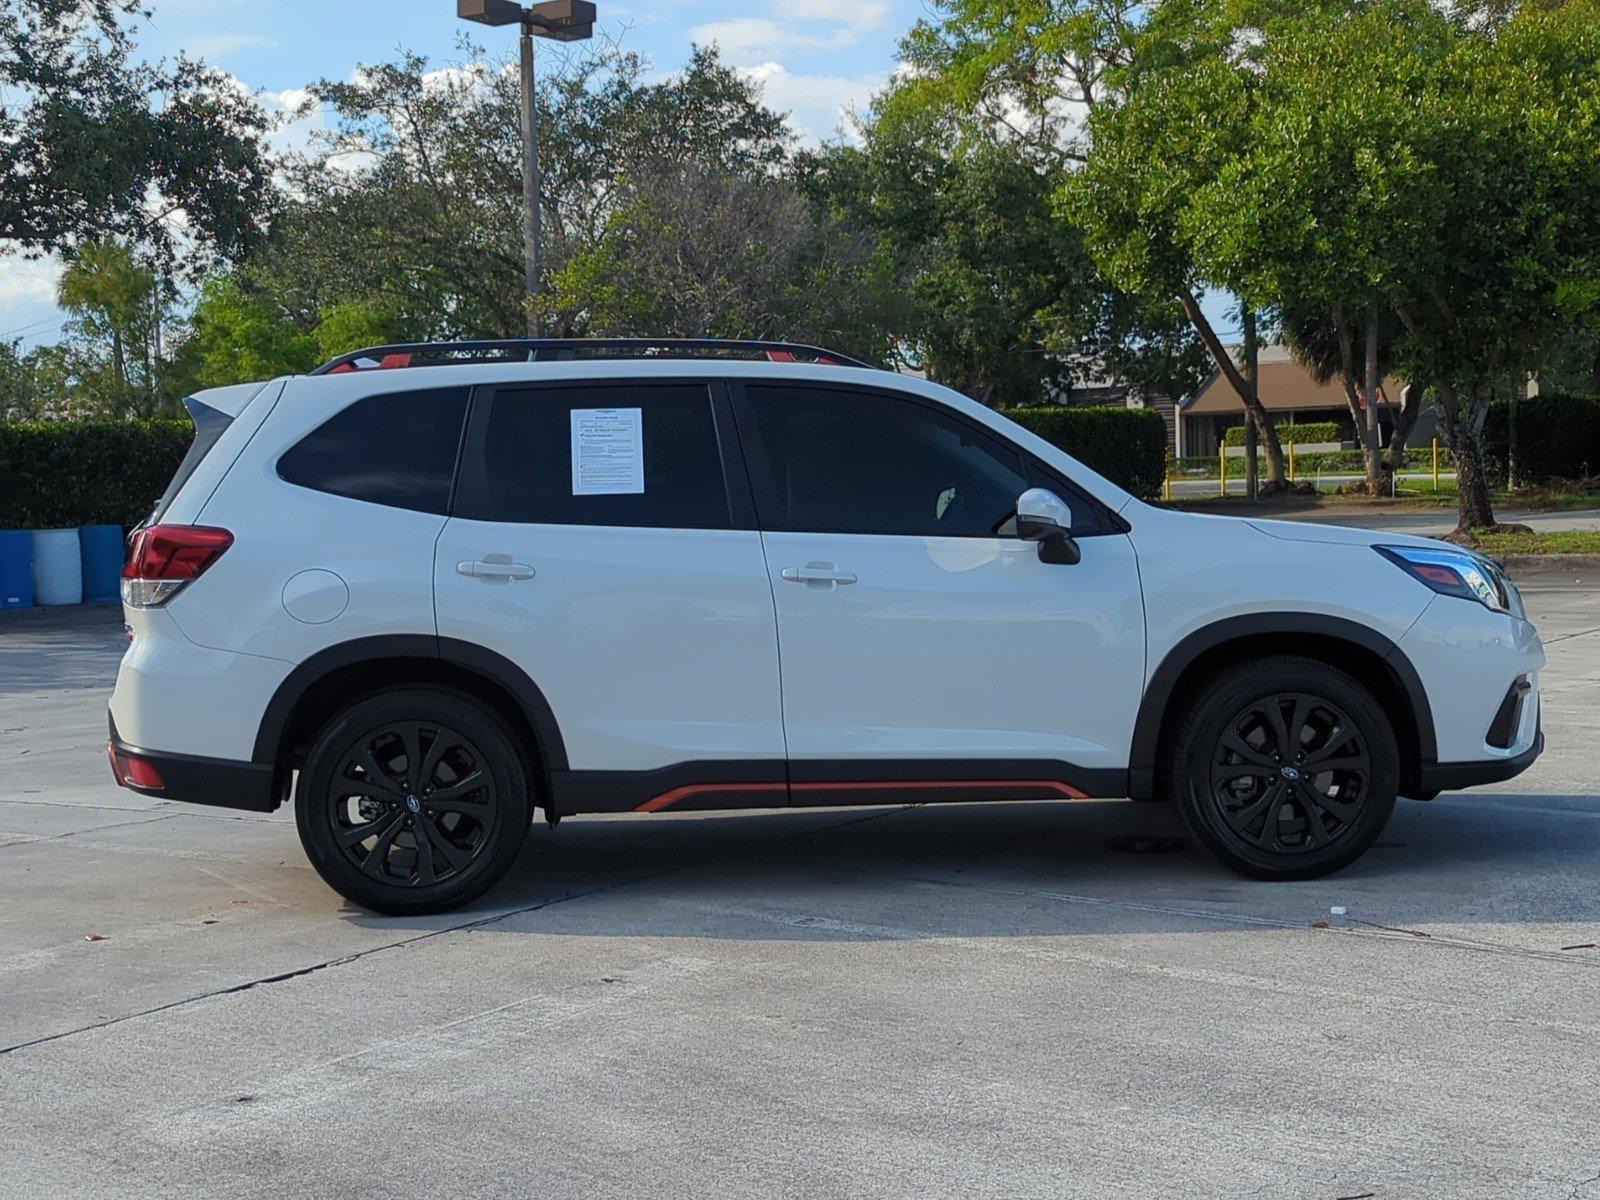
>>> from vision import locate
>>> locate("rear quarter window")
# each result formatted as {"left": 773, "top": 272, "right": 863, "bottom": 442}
{"left": 277, "top": 387, "right": 470, "bottom": 514}
{"left": 147, "top": 396, "right": 235, "bottom": 526}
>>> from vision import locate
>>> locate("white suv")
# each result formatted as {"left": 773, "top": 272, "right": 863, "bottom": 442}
{"left": 107, "top": 339, "right": 1545, "bottom": 913}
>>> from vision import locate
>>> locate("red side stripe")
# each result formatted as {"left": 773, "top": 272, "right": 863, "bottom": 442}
{"left": 634, "top": 778, "right": 1086, "bottom": 812}
{"left": 635, "top": 782, "right": 788, "bottom": 812}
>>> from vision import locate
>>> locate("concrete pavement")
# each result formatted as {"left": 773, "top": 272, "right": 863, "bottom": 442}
{"left": 2, "top": 574, "right": 1598, "bottom": 1199}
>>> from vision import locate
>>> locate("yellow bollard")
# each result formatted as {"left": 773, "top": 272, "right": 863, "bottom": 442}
{"left": 1289, "top": 440, "right": 1296, "bottom": 482}
{"left": 1219, "top": 439, "right": 1227, "bottom": 498}
{"left": 1163, "top": 450, "right": 1172, "bottom": 502}
{"left": 1432, "top": 437, "right": 1439, "bottom": 491}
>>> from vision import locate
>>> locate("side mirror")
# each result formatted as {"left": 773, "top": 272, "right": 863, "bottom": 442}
{"left": 1015, "top": 487, "right": 1081, "bottom": 565}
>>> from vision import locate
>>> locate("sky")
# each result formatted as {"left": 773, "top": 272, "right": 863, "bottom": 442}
{"left": 1, "top": 0, "right": 1238, "bottom": 352}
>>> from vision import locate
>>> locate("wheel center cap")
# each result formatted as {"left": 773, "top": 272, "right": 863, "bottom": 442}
{"left": 405, "top": 794, "right": 421, "bottom": 814}
{"left": 1279, "top": 766, "right": 1301, "bottom": 781}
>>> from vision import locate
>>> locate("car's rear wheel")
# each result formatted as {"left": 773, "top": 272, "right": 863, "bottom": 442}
{"left": 295, "top": 688, "right": 531, "bottom": 914}
{"left": 1166, "top": 656, "right": 1398, "bottom": 880}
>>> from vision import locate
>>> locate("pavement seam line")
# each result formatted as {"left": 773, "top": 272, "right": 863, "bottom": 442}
{"left": 829, "top": 868, "right": 1600, "bottom": 969}
{"left": 0, "top": 812, "right": 179, "bottom": 851}
{"left": 0, "top": 804, "right": 911, "bottom": 1059}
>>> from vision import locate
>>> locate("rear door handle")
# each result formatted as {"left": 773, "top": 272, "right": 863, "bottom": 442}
{"left": 780, "top": 562, "right": 857, "bottom": 588}
{"left": 457, "top": 559, "right": 536, "bottom": 581}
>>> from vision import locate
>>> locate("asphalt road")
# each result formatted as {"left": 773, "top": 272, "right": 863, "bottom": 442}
{"left": 2, "top": 568, "right": 1598, "bottom": 1199}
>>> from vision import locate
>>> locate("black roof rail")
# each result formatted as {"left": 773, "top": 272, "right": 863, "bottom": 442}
{"left": 308, "top": 337, "right": 876, "bottom": 376}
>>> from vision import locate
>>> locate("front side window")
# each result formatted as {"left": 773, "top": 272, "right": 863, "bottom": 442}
{"left": 276, "top": 387, "right": 470, "bottom": 514}
{"left": 743, "top": 385, "right": 1042, "bottom": 538}
{"left": 464, "top": 383, "right": 731, "bottom": 529}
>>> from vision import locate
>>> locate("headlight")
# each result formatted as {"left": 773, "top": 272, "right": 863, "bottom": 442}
{"left": 1375, "top": 545, "right": 1511, "bottom": 613}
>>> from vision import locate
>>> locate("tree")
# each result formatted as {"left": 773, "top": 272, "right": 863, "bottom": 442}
{"left": 1, "top": 0, "right": 271, "bottom": 267}
{"left": 1065, "top": 3, "right": 1290, "bottom": 487}
{"left": 254, "top": 44, "right": 809, "bottom": 342}
{"left": 57, "top": 241, "right": 156, "bottom": 395}
{"left": 169, "top": 278, "right": 407, "bottom": 391}
{"left": 169, "top": 277, "right": 318, "bottom": 392}
{"left": 1278, "top": 305, "right": 1420, "bottom": 490}
{"left": 825, "top": 9, "right": 1207, "bottom": 408}
{"left": 1395, "top": 0, "right": 1600, "bottom": 530}
{"left": 53, "top": 239, "right": 179, "bottom": 417}
{"left": 1128, "top": 0, "right": 1600, "bottom": 527}
{"left": 891, "top": 0, "right": 1275, "bottom": 464}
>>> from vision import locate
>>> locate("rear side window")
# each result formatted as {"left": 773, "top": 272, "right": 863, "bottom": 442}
{"left": 459, "top": 383, "right": 731, "bottom": 529}
{"left": 277, "top": 387, "right": 469, "bottom": 514}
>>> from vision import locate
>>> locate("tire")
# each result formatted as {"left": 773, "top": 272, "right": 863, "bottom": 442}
{"left": 1165, "top": 656, "right": 1398, "bottom": 881}
{"left": 295, "top": 687, "right": 531, "bottom": 915}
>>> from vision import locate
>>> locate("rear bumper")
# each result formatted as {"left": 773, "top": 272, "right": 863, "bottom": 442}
{"left": 1414, "top": 726, "right": 1544, "bottom": 795}
{"left": 108, "top": 715, "right": 281, "bottom": 813}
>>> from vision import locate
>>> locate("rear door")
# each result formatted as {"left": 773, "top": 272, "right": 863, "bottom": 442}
{"left": 435, "top": 378, "right": 786, "bottom": 810}
{"left": 734, "top": 381, "right": 1145, "bottom": 800}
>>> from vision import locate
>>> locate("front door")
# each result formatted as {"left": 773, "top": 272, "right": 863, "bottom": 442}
{"left": 733, "top": 382, "right": 1145, "bottom": 801}
{"left": 435, "top": 379, "right": 786, "bottom": 812}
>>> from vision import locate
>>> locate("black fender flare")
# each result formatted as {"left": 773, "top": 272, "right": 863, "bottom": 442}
{"left": 1127, "top": 613, "right": 1436, "bottom": 798}
{"left": 251, "top": 635, "right": 568, "bottom": 772}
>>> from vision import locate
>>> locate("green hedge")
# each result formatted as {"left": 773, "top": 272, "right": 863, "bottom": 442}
{"left": 1482, "top": 392, "right": 1600, "bottom": 484}
{"left": 1222, "top": 420, "right": 1341, "bottom": 447}
{"left": 1007, "top": 405, "right": 1167, "bottom": 499}
{"left": 1176, "top": 445, "right": 1454, "bottom": 478}
{"left": 0, "top": 420, "right": 194, "bottom": 529}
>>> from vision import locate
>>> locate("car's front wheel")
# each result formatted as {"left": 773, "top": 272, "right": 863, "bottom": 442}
{"left": 295, "top": 687, "right": 531, "bottom": 914}
{"left": 1166, "top": 656, "right": 1398, "bottom": 880}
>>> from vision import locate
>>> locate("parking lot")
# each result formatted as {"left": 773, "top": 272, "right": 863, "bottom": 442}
{"left": 2, "top": 563, "right": 1598, "bottom": 1199}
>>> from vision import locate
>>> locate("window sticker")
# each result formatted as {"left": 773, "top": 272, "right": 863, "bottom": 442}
{"left": 570, "top": 407, "right": 644, "bottom": 495}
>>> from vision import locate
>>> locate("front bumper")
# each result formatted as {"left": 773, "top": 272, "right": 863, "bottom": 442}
{"left": 108, "top": 715, "right": 281, "bottom": 813}
{"left": 1414, "top": 723, "right": 1543, "bottom": 794}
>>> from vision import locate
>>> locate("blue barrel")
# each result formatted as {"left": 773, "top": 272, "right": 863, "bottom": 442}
{"left": 79, "top": 524, "right": 125, "bottom": 603}
{"left": 0, "top": 530, "right": 31, "bottom": 609}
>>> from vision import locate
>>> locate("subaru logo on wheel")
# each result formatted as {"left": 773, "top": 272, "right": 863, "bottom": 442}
{"left": 1280, "top": 766, "right": 1301, "bottom": 781}
{"left": 405, "top": 794, "right": 421, "bottom": 813}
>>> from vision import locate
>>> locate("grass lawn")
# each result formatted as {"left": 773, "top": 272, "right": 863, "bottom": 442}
{"left": 1465, "top": 530, "right": 1600, "bottom": 555}
{"left": 1391, "top": 483, "right": 1600, "bottom": 510}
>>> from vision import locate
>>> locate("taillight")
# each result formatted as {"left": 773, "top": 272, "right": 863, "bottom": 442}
{"left": 121, "top": 524, "right": 233, "bottom": 608}
{"left": 108, "top": 743, "right": 165, "bottom": 790}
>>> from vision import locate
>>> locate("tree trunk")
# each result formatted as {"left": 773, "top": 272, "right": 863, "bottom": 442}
{"left": 1506, "top": 371, "right": 1519, "bottom": 492}
{"left": 1243, "top": 309, "right": 1259, "bottom": 500}
{"left": 1384, "top": 381, "right": 1423, "bottom": 474}
{"left": 1177, "top": 290, "right": 1286, "bottom": 487}
{"left": 1362, "top": 310, "right": 1384, "bottom": 494}
{"left": 1333, "top": 308, "right": 1381, "bottom": 492}
{"left": 1436, "top": 384, "right": 1497, "bottom": 530}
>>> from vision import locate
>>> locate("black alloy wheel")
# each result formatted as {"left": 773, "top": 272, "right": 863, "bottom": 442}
{"left": 1169, "top": 656, "right": 1398, "bottom": 880}
{"left": 328, "top": 720, "right": 499, "bottom": 888}
{"left": 296, "top": 688, "right": 531, "bottom": 914}
{"left": 1209, "top": 693, "right": 1373, "bottom": 855}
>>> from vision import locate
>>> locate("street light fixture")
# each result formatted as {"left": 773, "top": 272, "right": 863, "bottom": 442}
{"left": 457, "top": 0, "right": 596, "bottom": 336}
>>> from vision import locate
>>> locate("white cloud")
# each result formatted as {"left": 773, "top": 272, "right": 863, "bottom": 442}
{"left": 739, "top": 61, "right": 885, "bottom": 144}
{"left": 0, "top": 255, "right": 68, "bottom": 347}
{"left": 691, "top": 0, "right": 890, "bottom": 63}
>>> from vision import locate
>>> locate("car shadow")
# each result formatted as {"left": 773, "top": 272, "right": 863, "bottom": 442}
{"left": 344, "top": 793, "right": 1600, "bottom": 942}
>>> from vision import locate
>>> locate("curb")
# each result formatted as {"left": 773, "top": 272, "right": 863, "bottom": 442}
{"left": 1494, "top": 553, "right": 1600, "bottom": 575}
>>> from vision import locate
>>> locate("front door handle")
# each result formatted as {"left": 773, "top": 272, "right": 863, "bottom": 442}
{"left": 780, "top": 562, "right": 858, "bottom": 588}
{"left": 457, "top": 558, "right": 536, "bottom": 581}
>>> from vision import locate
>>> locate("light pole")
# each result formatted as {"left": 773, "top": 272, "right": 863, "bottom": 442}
{"left": 457, "top": 0, "right": 595, "bottom": 337}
